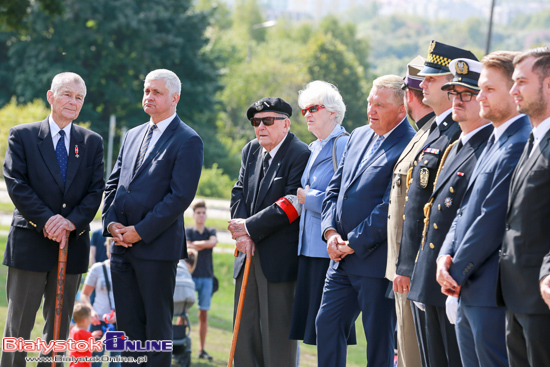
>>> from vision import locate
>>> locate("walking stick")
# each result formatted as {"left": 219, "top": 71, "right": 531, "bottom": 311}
{"left": 51, "top": 232, "right": 69, "bottom": 367}
{"left": 227, "top": 248, "right": 252, "bottom": 367}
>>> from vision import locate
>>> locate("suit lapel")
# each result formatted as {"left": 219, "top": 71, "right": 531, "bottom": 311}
{"left": 511, "top": 131, "right": 550, "bottom": 201}
{"left": 132, "top": 117, "right": 179, "bottom": 179}
{"left": 64, "top": 125, "right": 84, "bottom": 192}
{"left": 37, "top": 119, "right": 65, "bottom": 191}
{"left": 249, "top": 145, "right": 263, "bottom": 211}
{"left": 254, "top": 133, "right": 294, "bottom": 212}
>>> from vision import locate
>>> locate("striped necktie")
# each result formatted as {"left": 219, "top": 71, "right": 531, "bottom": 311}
{"left": 134, "top": 124, "right": 157, "bottom": 173}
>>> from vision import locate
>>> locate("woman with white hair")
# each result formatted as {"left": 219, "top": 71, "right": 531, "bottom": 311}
{"left": 289, "top": 80, "right": 355, "bottom": 346}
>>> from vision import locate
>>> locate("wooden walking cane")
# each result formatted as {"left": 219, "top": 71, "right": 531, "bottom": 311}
{"left": 51, "top": 232, "right": 69, "bottom": 367}
{"left": 227, "top": 248, "right": 252, "bottom": 367}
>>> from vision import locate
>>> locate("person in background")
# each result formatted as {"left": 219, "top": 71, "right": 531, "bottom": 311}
{"left": 386, "top": 55, "right": 434, "bottom": 367}
{"left": 80, "top": 239, "right": 120, "bottom": 367}
{"left": 186, "top": 200, "right": 218, "bottom": 361}
{"left": 89, "top": 229, "right": 108, "bottom": 267}
{"left": 289, "top": 80, "right": 353, "bottom": 347}
{"left": 69, "top": 303, "right": 102, "bottom": 367}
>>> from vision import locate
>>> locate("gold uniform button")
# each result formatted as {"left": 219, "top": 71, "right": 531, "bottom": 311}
{"left": 450, "top": 187, "right": 455, "bottom": 193}
{"left": 434, "top": 223, "right": 438, "bottom": 229}
{"left": 414, "top": 161, "right": 417, "bottom": 166}
{"left": 438, "top": 204, "right": 441, "bottom": 210}
{"left": 405, "top": 196, "right": 409, "bottom": 202}
{"left": 403, "top": 215, "right": 406, "bottom": 220}
{"left": 29, "top": 221, "right": 36, "bottom": 227}
{"left": 62, "top": 203, "right": 66, "bottom": 208}
{"left": 424, "top": 160, "right": 428, "bottom": 164}
{"left": 429, "top": 243, "right": 435, "bottom": 249}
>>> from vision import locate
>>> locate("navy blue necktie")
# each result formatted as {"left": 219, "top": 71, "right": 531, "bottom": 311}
{"left": 56, "top": 130, "right": 68, "bottom": 183}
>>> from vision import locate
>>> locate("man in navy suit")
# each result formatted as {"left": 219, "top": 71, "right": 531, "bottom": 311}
{"left": 103, "top": 69, "right": 203, "bottom": 366}
{"left": 436, "top": 51, "right": 530, "bottom": 367}
{"left": 496, "top": 47, "right": 550, "bottom": 366}
{"left": 316, "top": 75, "right": 415, "bottom": 367}
{"left": 409, "top": 58, "right": 493, "bottom": 367}
{"left": 1, "top": 72, "right": 104, "bottom": 367}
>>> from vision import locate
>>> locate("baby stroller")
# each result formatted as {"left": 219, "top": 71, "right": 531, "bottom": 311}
{"left": 172, "top": 260, "right": 196, "bottom": 367}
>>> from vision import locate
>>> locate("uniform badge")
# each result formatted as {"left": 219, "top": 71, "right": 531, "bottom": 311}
{"left": 254, "top": 101, "right": 263, "bottom": 111}
{"left": 445, "top": 197, "right": 453, "bottom": 207}
{"left": 428, "top": 40, "right": 436, "bottom": 55}
{"left": 75, "top": 145, "right": 79, "bottom": 158}
{"left": 456, "top": 61, "right": 469, "bottom": 75}
{"left": 419, "top": 168, "right": 430, "bottom": 189}
{"left": 396, "top": 177, "right": 401, "bottom": 187}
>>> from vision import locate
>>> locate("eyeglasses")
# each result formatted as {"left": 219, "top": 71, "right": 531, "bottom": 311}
{"left": 301, "top": 105, "right": 326, "bottom": 116}
{"left": 250, "top": 116, "right": 286, "bottom": 127}
{"left": 447, "top": 91, "right": 478, "bottom": 102}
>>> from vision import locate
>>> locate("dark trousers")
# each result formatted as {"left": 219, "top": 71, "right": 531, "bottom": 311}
{"left": 316, "top": 264, "right": 396, "bottom": 367}
{"left": 456, "top": 302, "right": 507, "bottom": 367}
{"left": 424, "top": 304, "right": 462, "bottom": 367}
{"left": 110, "top": 251, "right": 177, "bottom": 367}
{"left": 410, "top": 302, "right": 429, "bottom": 367}
{"left": 0, "top": 266, "right": 81, "bottom": 367}
{"left": 505, "top": 310, "right": 550, "bottom": 367}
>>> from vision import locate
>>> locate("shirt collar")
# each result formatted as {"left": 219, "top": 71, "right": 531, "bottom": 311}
{"left": 435, "top": 108, "right": 453, "bottom": 126}
{"left": 311, "top": 124, "right": 346, "bottom": 150}
{"left": 493, "top": 114, "right": 526, "bottom": 142}
{"left": 48, "top": 115, "right": 72, "bottom": 137}
{"left": 532, "top": 115, "right": 550, "bottom": 143}
{"left": 263, "top": 132, "right": 289, "bottom": 159}
{"left": 149, "top": 112, "right": 177, "bottom": 133}
{"left": 460, "top": 123, "right": 492, "bottom": 145}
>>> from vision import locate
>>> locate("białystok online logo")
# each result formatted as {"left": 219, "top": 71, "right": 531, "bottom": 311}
{"left": 2, "top": 331, "right": 173, "bottom": 353}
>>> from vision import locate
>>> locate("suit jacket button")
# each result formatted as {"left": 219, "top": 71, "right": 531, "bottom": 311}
{"left": 62, "top": 203, "right": 66, "bottom": 208}
{"left": 433, "top": 223, "right": 438, "bottom": 229}
{"left": 429, "top": 243, "right": 435, "bottom": 249}
{"left": 128, "top": 190, "right": 131, "bottom": 194}
{"left": 344, "top": 195, "right": 348, "bottom": 199}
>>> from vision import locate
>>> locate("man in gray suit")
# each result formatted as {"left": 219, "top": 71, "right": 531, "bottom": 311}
{"left": 386, "top": 56, "right": 434, "bottom": 367}
{"left": 498, "top": 46, "right": 550, "bottom": 366}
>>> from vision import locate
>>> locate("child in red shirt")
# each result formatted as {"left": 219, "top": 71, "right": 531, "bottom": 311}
{"left": 70, "top": 303, "right": 102, "bottom": 367}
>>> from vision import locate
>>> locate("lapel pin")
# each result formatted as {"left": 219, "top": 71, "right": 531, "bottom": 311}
{"left": 457, "top": 172, "right": 464, "bottom": 176}
{"left": 75, "top": 145, "right": 79, "bottom": 158}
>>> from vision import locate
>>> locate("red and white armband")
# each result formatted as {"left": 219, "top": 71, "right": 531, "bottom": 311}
{"left": 275, "top": 195, "right": 302, "bottom": 223}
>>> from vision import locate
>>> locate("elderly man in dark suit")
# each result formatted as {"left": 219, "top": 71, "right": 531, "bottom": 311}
{"left": 228, "top": 97, "right": 310, "bottom": 366}
{"left": 1, "top": 72, "right": 104, "bottom": 367}
{"left": 316, "top": 75, "right": 415, "bottom": 367}
{"left": 496, "top": 46, "right": 550, "bottom": 367}
{"left": 103, "top": 69, "right": 203, "bottom": 367}
{"left": 394, "top": 41, "right": 475, "bottom": 366}
{"left": 409, "top": 58, "right": 493, "bottom": 367}
{"left": 436, "top": 51, "right": 530, "bottom": 367}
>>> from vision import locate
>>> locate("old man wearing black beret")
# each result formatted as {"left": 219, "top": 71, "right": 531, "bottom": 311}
{"left": 228, "top": 97, "right": 310, "bottom": 366}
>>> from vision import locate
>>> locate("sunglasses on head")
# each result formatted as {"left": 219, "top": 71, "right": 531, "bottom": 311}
{"left": 301, "top": 104, "right": 325, "bottom": 116}
{"left": 250, "top": 116, "right": 286, "bottom": 127}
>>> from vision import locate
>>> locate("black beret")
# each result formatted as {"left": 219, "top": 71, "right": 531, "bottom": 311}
{"left": 246, "top": 97, "right": 292, "bottom": 120}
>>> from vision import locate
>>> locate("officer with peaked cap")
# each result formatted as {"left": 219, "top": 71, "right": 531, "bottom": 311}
{"left": 409, "top": 57, "right": 494, "bottom": 367}
{"left": 387, "top": 55, "right": 435, "bottom": 367}
{"left": 394, "top": 40, "right": 476, "bottom": 367}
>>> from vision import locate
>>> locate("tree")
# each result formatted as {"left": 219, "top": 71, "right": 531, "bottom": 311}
{"left": 0, "top": 0, "right": 63, "bottom": 31}
{"left": 4, "top": 0, "right": 220, "bottom": 156}
{"left": 304, "top": 34, "right": 369, "bottom": 132}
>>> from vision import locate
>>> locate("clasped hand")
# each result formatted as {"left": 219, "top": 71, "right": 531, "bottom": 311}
{"left": 43, "top": 214, "right": 75, "bottom": 249}
{"left": 108, "top": 222, "right": 141, "bottom": 248}
{"left": 326, "top": 230, "right": 354, "bottom": 262}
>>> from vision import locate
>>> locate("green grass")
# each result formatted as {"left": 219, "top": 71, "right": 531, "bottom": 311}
{"left": 0, "top": 237, "right": 370, "bottom": 366}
